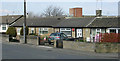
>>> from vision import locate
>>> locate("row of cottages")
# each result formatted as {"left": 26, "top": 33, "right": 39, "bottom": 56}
{"left": 53, "top": 17, "right": 119, "bottom": 42}
{"left": 0, "top": 15, "right": 23, "bottom": 33}
{"left": 10, "top": 16, "right": 119, "bottom": 42}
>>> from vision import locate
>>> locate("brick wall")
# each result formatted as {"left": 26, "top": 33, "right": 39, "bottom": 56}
{"left": 69, "top": 8, "right": 82, "bottom": 17}
{"left": 36, "top": 27, "right": 39, "bottom": 35}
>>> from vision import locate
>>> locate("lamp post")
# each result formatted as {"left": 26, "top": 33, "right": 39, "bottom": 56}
{"left": 24, "top": 0, "right": 27, "bottom": 43}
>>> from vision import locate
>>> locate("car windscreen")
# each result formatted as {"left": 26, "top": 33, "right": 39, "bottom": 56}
{"left": 54, "top": 33, "right": 60, "bottom": 36}
{"left": 50, "top": 33, "right": 55, "bottom": 36}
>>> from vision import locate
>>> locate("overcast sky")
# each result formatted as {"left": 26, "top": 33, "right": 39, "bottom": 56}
{"left": 0, "top": 0, "right": 119, "bottom": 16}
{"left": 1, "top": 0, "right": 120, "bottom": 2}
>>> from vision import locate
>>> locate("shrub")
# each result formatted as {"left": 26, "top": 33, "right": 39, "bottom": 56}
{"left": 20, "top": 26, "right": 29, "bottom": 35}
{"left": 6, "top": 27, "right": 17, "bottom": 37}
{"left": 79, "top": 40, "right": 84, "bottom": 42}
{"left": 29, "top": 33, "right": 36, "bottom": 35}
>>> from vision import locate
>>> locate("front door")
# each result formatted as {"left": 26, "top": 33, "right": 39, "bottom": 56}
{"left": 77, "top": 29, "right": 82, "bottom": 38}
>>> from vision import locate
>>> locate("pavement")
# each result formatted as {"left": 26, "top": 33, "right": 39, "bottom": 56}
{"left": 2, "top": 42, "right": 119, "bottom": 59}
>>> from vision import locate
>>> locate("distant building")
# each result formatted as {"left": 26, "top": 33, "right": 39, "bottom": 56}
{"left": 0, "top": 15, "right": 23, "bottom": 33}
{"left": 69, "top": 8, "right": 82, "bottom": 17}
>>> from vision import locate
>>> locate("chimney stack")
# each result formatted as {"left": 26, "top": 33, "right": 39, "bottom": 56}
{"left": 69, "top": 7, "right": 82, "bottom": 17}
{"left": 96, "top": 10, "right": 102, "bottom": 17}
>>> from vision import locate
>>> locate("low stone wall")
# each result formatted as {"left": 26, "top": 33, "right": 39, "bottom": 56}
{"left": 54, "top": 40, "right": 63, "bottom": 48}
{"left": 0, "top": 34, "right": 9, "bottom": 42}
{"left": 19, "top": 36, "right": 24, "bottom": 44}
{"left": 95, "top": 43, "right": 120, "bottom": 53}
{"left": 63, "top": 41, "right": 95, "bottom": 52}
{"left": 20, "top": 36, "right": 40, "bottom": 45}
{"left": 63, "top": 41, "right": 120, "bottom": 53}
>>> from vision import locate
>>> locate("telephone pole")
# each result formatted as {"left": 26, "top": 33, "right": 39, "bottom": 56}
{"left": 24, "top": 0, "right": 27, "bottom": 43}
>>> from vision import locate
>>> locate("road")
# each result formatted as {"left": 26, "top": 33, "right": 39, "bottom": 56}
{"left": 2, "top": 42, "right": 118, "bottom": 59}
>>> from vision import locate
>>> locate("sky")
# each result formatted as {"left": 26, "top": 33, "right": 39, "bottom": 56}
{"left": 1, "top": 0, "right": 120, "bottom": 2}
{"left": 0, "top": 0, "right": 119, "bottom": 16}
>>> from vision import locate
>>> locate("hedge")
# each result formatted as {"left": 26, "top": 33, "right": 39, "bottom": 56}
{"left": 20, "top": 26, "right": 29, "bottom": 35}
{"left": 99, "top": 33, "right": 120, "bottom": 42}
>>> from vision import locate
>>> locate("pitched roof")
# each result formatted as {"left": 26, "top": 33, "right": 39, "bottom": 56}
{"left": 11, "top": 17, "right": 63, "bottom": 27}
{"left": 53, "top": 17, "right": 95, "bottom": 28}
{"left": 11, "top": 16, "right": 119, "bottom": 28}
{"left": 0, "top": 15, "right": 23, "bottom": 24}
{"left": 87, "top": 17, "right": 119, "bottom": 27}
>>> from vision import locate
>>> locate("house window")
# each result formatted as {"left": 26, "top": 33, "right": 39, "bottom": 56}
{"left": 2, "top": 25, "right": 6, "bottom": 30}
{"left": 118, "top": 29, "right": 120, "bottom": 33}
{"left": 77, "top": 29, "right": 82, "bottom": 38}
{"left": 17, "top": 28, "right": 21, "bottom": 35}
{"left": 60, "top": 28, "right": 71, "bottom": 36}
{"left": 96, "top": 29, "right": 101, "bottom": 34}
{"left": 31, "top": 28, "right": 34, "bottom": 34}
{"left": 39, "top": 28, "right": 48, "bottom": 35}
{"left": 108, "top": 28, "right": 120, "bottom": 33}
{"left": 110, "top": 29, "right": 116, "bottom": 33}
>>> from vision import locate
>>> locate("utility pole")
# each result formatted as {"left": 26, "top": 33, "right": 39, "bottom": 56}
{"left": 24, "top": 0, "right": 27, "bottom": 44}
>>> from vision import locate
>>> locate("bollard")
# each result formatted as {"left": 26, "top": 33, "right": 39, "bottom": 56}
{"left": 38, "top": 36, "right": 41, "bottom": 45}
{"left": 56, "top": 40, "right": 63, "bottom": 48}
{"left": 54, "top": 40, "right": 56, "bottom": 47}
{"left": 9, "top": 35, "right": 12, "bottom": 42}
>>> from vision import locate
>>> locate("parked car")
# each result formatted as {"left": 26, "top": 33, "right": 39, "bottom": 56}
{"left": 48, "top": 32, "right": 68, "bottom": 44}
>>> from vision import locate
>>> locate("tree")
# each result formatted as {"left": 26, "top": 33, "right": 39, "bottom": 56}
{"left": 42, "top": 5, "right": 64, "bottom": 17}
{"left": 27, "top": 12, "right": 41, "bottom": 18}
{"left": 6, "top": 27, "right": 17, "bottom": 37}
{"left": 20, "top": 26, "right": 29, "bottom": 35}
{"left": 27, "top": 12, "right": 34, "bottom": 18}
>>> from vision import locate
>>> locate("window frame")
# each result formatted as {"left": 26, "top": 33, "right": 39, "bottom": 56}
{"left": 39, "top": 28, "right": 48, "bottom": 35}
{"left": 118, "top": 29, "right": 120, "bottom": 33}
{"left": 60, "top": 28, "right": 72, "bottom": 36}
{"left": 109, "top": 29, "right": 116, "bottom": 33}
{"left": 2, "top": 25, "right": 6, "bottom": 30}
{"left": 108, "top": 28, "right": 120, "bottom": 33}
{"left": 96, "top": 28, "right": 101, "bottom": 34}
{"left": 31, "top": 28, "right": 34, "bottom": 34}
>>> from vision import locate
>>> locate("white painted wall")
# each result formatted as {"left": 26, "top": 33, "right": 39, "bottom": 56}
{"left": 0, "top": 24, "right": 8, "bottom": 33}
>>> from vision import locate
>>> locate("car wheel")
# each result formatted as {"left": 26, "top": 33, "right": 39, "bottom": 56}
{"left": 49, "top": 42, "right": 51, "bottom": 45}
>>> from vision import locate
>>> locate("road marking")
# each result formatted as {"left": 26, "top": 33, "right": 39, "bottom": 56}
{"left": 38, "top": 46, "right": 53, "bottom": 49}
